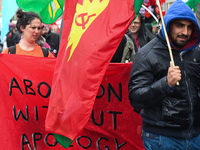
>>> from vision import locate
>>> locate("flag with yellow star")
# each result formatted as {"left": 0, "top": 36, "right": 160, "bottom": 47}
{"left": 16, "top": 0, "right": 64, "bottom": 24}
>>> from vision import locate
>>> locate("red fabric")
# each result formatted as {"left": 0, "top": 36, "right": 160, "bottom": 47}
{"left": 135, "top": 37, "right": 139, "bottom": 48}
{"left": 144, "top": 11, "right": 151, "bottom": 18}
{"left": 143, "top": 0, "right": 158, "bottom": 19}
{"left": 69, "top": 63, "right": 144, "bottom": 149}
{"left": 159, "top": 0, "right": 165, "bottom": 3}
{"left": 148, "top": 0, "right": 156, "bottom": 6}
{"left": 45, "top": 0, "right": 142, "bottom": 142}
{"left": 0, "top": 54, "right": 58, "bottom": 149}
{"left": 0, "top": 54, "right": 144, "bottom": 149}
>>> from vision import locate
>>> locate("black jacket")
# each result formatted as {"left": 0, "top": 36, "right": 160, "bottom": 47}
{"left": 43, "top": 30, "right": 60, "bottom": 57}
{"left": 129, "top": 32, "right": 200, "bottom": 138}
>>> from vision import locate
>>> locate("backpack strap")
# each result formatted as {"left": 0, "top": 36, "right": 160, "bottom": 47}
{"left": 41, "top": 47, "right": 49, "bottom": 57}
{"left": 8, "top": 45, "right": 49, "bottom": 57}
{"left": 8, "top": 45, "right": 16, "bottom": 54}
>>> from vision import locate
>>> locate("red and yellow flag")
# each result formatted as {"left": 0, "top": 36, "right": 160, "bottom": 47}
{"left": 45, "top": 0, "right": 143, "bottom": 148}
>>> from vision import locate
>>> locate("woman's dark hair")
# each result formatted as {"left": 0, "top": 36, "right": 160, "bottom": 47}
{"left": 16, "top": 9, "right": 42, "bottom": 34}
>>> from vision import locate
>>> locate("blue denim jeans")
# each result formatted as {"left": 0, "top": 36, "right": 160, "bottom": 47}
{"left": 141, "top": 130, "right": 200, "bottom": 150}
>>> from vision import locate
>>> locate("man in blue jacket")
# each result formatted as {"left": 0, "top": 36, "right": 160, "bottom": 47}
{"left": 129, "top": 0, "right": 200, "bottom": 149}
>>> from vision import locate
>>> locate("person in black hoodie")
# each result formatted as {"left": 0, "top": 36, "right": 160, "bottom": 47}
{"left": 129, "top": 0, "right": 200, "bottom": 149}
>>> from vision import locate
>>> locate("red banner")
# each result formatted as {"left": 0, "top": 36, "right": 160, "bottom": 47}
{"left": 0, "top": 54, "right": 144, "bottom": 150}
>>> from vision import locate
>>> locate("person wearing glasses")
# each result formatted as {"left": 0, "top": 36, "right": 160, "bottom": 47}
{"left": 128, "top": 13, "right": 154, "bottom": 50}
{"left": 2, "top": 9, "right": 54, "bottom": 57}
{"left": 111, "top": 13, "right": 154, "bottom": 63}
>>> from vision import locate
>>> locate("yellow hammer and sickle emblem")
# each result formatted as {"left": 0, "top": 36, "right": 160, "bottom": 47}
{"left": 66, "top": 0, "right": 110, "bottom": 61}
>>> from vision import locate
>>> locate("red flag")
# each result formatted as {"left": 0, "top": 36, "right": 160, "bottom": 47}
{"left": 45, "top": 0, "right": 143, "bottom": 148}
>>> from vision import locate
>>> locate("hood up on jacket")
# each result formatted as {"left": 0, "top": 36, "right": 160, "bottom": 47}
{"left": 161, "top": 0, "right": 200, "bottom": 51}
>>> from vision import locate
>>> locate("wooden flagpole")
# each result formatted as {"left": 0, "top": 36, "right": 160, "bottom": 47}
{"left": 156, "top": 0, "right": 179, "bottom": 85}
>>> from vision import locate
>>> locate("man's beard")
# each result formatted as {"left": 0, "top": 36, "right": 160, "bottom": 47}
{"left": 171, "top": 35, "right": 189, "bottom": 49}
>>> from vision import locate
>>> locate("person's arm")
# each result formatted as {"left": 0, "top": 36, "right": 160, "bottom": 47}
{"left": 128, "top": 53, "right": 173, "bottom": 110}
{"left": 121, "top": 35, "right": 135, "bottom": 63}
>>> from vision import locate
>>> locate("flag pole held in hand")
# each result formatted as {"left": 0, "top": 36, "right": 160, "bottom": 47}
{"left": 156, "top": 0, "right": 179, "bottom": 85}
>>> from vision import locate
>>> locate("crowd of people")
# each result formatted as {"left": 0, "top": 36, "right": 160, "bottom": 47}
{"left": 2, "top": 0, "right": 200, "bottom": 149}
{"left": 1, "top": 4, "right": 161, "bottom": 60}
